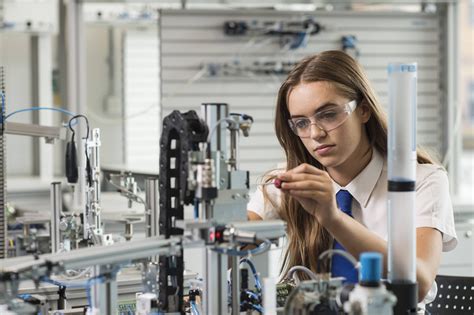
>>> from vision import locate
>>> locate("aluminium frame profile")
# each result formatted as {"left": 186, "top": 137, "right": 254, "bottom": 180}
{"left": 0, "top": 236, "right": 181, "bottom": 276}
{"left": 2, "top": 121, "right": 67, "bottom": 142}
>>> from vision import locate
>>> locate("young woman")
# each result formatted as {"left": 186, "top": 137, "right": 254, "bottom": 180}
{"left": 247, "top": 51, "right": 457, "bottom": 304}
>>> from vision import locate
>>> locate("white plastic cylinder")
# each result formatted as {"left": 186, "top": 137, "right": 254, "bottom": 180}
{"left": 387, "top": 63, "right": 417, "bottom": 283}
{"left": 387, "top": 63, "right": 417, "bottom": 182}
{"left": 263, "top": 277, "right": 277, "bottom": 315}
{"left": 387, "top": 192, "right": 416, "bottom": 281}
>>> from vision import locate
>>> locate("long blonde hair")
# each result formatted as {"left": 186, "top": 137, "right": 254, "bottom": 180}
{"left": 267, "top": 50, "right": 435, "bottom": 279}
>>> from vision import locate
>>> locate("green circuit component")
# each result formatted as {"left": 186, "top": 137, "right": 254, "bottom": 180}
{"left": 276, "top": 281, "right": 295, "bottom": 307}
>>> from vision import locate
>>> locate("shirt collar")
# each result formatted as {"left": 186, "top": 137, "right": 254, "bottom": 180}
{"left": 331, "top": 149, "right": 384, "bottom": 208}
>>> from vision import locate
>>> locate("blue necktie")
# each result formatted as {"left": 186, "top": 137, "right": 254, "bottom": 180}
{"left": 331, "top": 189, "right": 358, "bottom": 283}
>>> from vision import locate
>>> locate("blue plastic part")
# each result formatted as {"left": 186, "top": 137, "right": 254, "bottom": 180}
{"left": 387, "top": 63, "right": 417, "bottom": 73}
{"left": 194, "top": 198, "right": 199, "bottom": 219}
{"left": 17, "top": 293, "right": 32, "bottom": 300}
{"left": 359, "top": 252, "right": 382, "bottom": 283}
{"left": 342, "top": 35, "right": 357, "bottom": 49}
{"left": 190, "top": 300, "right": 200, "bottom": 315}
{"left": 240, "top": 258, "right": 262, "bottom": 292}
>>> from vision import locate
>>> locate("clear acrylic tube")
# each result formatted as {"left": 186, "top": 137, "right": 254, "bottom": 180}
{"left": 387, "top": 63, "right": 417, "bottom": 283}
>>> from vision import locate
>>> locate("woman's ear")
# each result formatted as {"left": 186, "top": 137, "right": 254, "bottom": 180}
{"left": 357, "top": 99, "right": 372, "bottom": 123}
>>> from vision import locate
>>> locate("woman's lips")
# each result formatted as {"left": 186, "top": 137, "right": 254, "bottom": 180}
{"left": 315, "top": 145, "right": 335, "bottom": 155}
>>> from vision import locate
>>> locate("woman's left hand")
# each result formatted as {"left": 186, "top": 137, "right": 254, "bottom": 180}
{"left": 278, "top": 163, "right": 339, "bottom": 225}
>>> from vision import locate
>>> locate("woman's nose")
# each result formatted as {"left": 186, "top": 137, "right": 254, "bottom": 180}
{"left": 310, "top": 123, "right": 326, "bottom": 140}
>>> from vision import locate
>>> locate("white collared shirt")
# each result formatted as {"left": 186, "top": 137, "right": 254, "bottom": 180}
{"left": 247, "top": 149, "right": 458, "bottom": 305}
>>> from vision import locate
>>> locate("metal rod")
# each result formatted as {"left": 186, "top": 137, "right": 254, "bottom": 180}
{"left": 145, "top": 178, "right": 159, "bottom": 237}
{"left": 75, "top": 137, "right": 87, "bottom": 240}
{"left": 104, "top": 274, "right": 117, "bottom": 315}
{"left": 31, "top": 34, "right": 54, "bottom": 180}
{"left": 204, "top": 200, "right": 214, "bottom": 219}
{"left": 57, "top": 286, "right": 66, "bottom": 310}
{"left": 201, "top": 103, "right": 228, "bottom": 153}
{"left": 231, "top": 253, "right": 240, "bottom": 315}
{"left": 204, "top": 249, "right": 228, "bottom": 314}
{"left": 23, "top": 224, "right": 30, "bottom": 239}
{"left": 446, "top": 1, "right": 460, "bottom": 196}
{"left": 92, "top": 265, "right": 101, "bottom": 312}
{"left": 50, "top": 182, "right": 62, "bottom": 253}
{"left": 90, "top": 129, "right": 102, "bottom": 236}
{"left": 125, "top": 223, "right": 133, "bottom": 241}
{"left": 229, "top": 129, "right": 238, "bottom": 170}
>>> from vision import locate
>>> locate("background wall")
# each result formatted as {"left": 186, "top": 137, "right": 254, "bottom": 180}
{"left": 159, "top": 8, "right": 448, "bottom": 189}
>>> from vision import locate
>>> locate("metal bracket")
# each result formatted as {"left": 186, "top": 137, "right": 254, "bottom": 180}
{"left": 2, "top": 122, "right": 66, "bottom": 142}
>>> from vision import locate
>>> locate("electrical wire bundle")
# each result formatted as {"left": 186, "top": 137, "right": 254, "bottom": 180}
{"left": 282, "top": 249, "right": 360, "bottom": 314}
{"left": 238, "top": 258, "right": 264, "bottom": 314}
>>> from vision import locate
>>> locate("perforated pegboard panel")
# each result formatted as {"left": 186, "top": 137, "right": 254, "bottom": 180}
{"left": 426, "top": 275, "right": 474, "bottom": 314}
{"left": 123, "top": 29, "right": 161, "bottom": 173}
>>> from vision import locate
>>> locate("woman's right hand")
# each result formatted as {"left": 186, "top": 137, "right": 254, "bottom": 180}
{"left": 278, "top": 163, "right": 340, "bottom": 226}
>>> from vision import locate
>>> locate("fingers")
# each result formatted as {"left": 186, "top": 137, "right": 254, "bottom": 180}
{"left": 279, "top": 178, "right": 326, "bottom": 191}
{"left": 278, "top": 166, "right": 329, "bottom": 190}
{"left": 286, "top": 190, "right": 319, "bottom": 198}
{"left": 280, "top": 163, "right": 326, "bottom": 177}
{"left": 279, "top": 172, "right": 317, "bottom": 183}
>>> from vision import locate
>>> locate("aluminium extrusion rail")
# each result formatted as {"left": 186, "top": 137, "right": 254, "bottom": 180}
{"left": 0, "top": 236, "right": 181, "bottom": 277}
